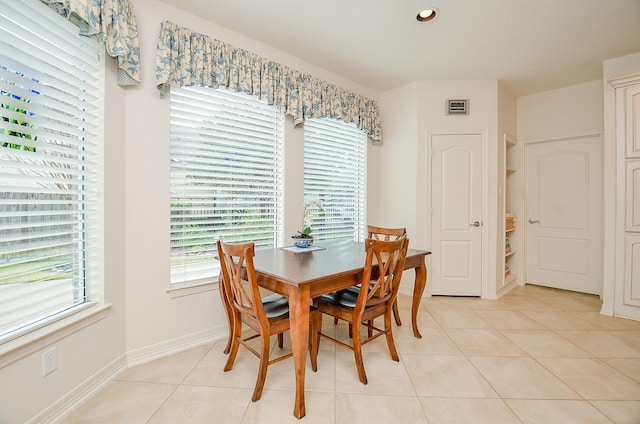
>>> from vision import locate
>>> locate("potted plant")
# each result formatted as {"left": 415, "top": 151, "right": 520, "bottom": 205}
{"left": 292, "top": 226, "right": 314, "bottom": 248}
{"left": 291, "top": 198, "right": 324, "bottom": 247}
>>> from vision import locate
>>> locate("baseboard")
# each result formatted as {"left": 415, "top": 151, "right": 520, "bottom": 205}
{"left": 599, "top": 306, "right": 614, "bottom": 317}
{"left": 126, "top": 324, "right": 228, "bottom": 368}
{"left": 28, "top": 353, "right": 127, "bottom": 424}
{"left": 496, "top": 280, "right": 518, "bottom": 298}
{"left": 31, "top": 324, "right": 228, "bottom": 423}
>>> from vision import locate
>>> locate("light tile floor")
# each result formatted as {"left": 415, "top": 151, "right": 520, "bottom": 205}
{"left": 63, "top": 284, "right": 640, "bottom": 423}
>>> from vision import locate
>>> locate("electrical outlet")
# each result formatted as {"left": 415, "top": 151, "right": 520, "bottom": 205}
{"left": 42, "top": 346, "right": 57, "bottom": 376}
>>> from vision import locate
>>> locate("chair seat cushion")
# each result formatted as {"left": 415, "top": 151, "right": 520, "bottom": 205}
{"left": 317, "top": 288, "right": 359, "bottom": 308}
{"left": 318, "top": 280, "right": 389, "bottom": 309}
{"left": 262, "top": 294, "right": 289, "bottom": 318}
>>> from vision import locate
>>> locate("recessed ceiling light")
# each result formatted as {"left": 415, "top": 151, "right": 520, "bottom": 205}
{"left": 416, "top": 8, "right": 438, "bottom": 22}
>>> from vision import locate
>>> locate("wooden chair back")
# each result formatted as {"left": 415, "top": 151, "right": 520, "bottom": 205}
{"left": 365, "top": 225, "right": 407, "bottom": 325}
{"left": 359, "top": 236, "right": 409, "bottom": 310}
{"left": 217, "top": 240, "right": 268, "bottom": 326}
{"left": 367, "top": 225, "right": 407, "bottom": 241}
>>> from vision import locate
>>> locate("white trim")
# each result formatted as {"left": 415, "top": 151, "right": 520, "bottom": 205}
{"left": 126, "top": 326, "right": 227, "bottom": 368}
{"left": 608, "top": 72, "right": 640, "bottom": 88}
{"left": 481, "top": 129, "right": 491, "bottom": 299}
{"left": 517, "top": 130, "right": 603, "bottom": 145}
{"left": 27, "top": 353, "right": 127, "bottom": 424}
{"left": 19, "top": 324, "right": 227, "bottom": 423}
{"left": 167, "top": 280, "right": 218, "bottom": 299}
{"left": 25, "top": 327, "right": 228, "bottom": 422}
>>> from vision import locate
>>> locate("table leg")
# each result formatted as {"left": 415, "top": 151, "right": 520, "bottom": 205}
{"left": 411, "top": 257, "right": 427, "bottom": 339}
{"left": 288, "top": 285, "right": 310, "bottom": 419}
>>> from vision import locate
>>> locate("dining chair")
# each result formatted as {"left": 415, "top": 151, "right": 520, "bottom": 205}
{"left": 310, "top": 235, "right": 409, "bottom": 384}
{"left": 367, "top": 225, "right": 407, "bottom": 241}
{"left": 218, "top": 248, "right": 289, "bottom": 356}
{"left": 333, "top": 225, "right": 407, "bottom": 331}
{"left": 219, "top": 274, "right": 286, "bottom": 354}
{"left": 217, "top": 240, "right": 321, "bottom": 401}
{"left": 367, "top": 225, "right": 407, "bottom": 326}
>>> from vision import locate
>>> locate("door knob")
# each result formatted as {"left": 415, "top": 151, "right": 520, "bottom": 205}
{"left": 528, "top": 219, "right": 539, "bottom": 224}
{"left": 470, "top": 221, "right": 480, "bottom": 227}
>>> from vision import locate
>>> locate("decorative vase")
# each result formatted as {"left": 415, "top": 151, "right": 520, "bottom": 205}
{"left": 292, "top": 236, "right": 313, "bottom": 248}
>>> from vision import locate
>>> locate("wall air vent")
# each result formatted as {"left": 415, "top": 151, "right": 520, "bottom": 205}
{"left": 446, "top": 99, "right": 469, "bottom": 115}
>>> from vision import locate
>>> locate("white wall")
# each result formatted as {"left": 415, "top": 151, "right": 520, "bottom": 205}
{"left": 517, "top": 81, "right": 604, "bottom": 142}
{"left": 381, "top": 80, "right": 501, "bottom": 248}
{"left": 380, "top": 79, "right": 505, "bottom": 298}
{"left": 124, "top": 0, "right": 383, "bottom": 356}
{"left": 0, "top": 0, "right": 382, "bottom": 421}
{"left": 378, "top": 83, "right": 419, "bottom": 231}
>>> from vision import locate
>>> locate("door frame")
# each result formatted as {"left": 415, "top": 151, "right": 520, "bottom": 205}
{"left": 423, "top": 129, "right": 490, "bottom": 298}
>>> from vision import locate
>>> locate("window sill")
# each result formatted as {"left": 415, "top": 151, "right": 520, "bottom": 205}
{"left": 0, "top": 303, "right": 112, "bottom": 369}
{"left": 167, "top": 280, "right": 218, "bottom": 299}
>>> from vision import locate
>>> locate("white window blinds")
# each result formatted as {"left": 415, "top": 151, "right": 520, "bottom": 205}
{"left": 303, "top": 118, "right": 366, "bottom": 241}
{"left": 0, "top": 0, "right": 104, "bottom": 339}
{"left": 170, "top": 86, "right": 284, "bottom": 286}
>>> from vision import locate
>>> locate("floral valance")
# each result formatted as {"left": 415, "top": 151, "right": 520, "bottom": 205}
{"left": 155, "top": 21, "right": 382, "bottom": 142}
{"left": 41, "top": 0, "right": 141, "bottom": 86}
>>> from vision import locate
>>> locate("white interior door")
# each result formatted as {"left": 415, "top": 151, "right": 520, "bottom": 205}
{"left": 525, "top": 136, "right": 603, "bottom": 294}
{"left": 430, "top": 134, "right": 483, "bottom": 296}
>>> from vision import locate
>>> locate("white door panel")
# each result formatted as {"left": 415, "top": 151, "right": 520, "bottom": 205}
{"left": 538, "top": 236, "right": 588, "bottom": 274}
{"left": 624, "top": 235, "right": 640, "bottom": 309}
{"left": 525, "top": 136, "right": 602, "bottom": 294}
{"left": 621, "top": 164, "right": 640, "bottom": 317}
{"left": 431, "top": 134, "right": 482, "bottom": 296}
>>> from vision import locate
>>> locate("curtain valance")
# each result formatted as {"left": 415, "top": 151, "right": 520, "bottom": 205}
{"left": 41, "top": 0, "right": 141, "bottom": 86}
{"left": 155, "top": 21, "right": 381, "bottom": 142}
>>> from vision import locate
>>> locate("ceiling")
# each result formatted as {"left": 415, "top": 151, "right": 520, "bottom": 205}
{"left": 157, "top": 0, "right": 640, "bottom": 97}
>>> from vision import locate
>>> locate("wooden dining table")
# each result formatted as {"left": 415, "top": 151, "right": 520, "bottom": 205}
{"left": 244, "top": 239, "right": 431, "bottom": 419}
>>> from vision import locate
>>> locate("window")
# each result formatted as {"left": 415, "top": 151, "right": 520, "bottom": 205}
{"left": 169, "top": 87, "right": 284, "bottom": 286}
{"left": 0, "top": 0, "right": 104, "bottom": 340}
{"left": 303, "top": 118, "right": 367, "bottom": 241}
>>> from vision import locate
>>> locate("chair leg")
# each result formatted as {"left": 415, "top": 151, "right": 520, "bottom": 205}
{"left": 277, "top": 332, "right": 284, "bottom": 349}
{"left": 219, "top": 276, "right": 234, "bottom": 354}
{"left": 252, "top": 331, "right": 271, "bottom": 402}
{"left": 224, "top": 315, "right": 242, "bottom": 371}
{"left": 392, "top": 299, "right": 402, "bottom": 326}
{"left": 310, "top": 310, "right": 322, "bottom": 372}
{"left": 384, "top": 311, "right": 400, "bottom": 362}
{"left": 351, "top": 323, "right": 368, "bottom": 385}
